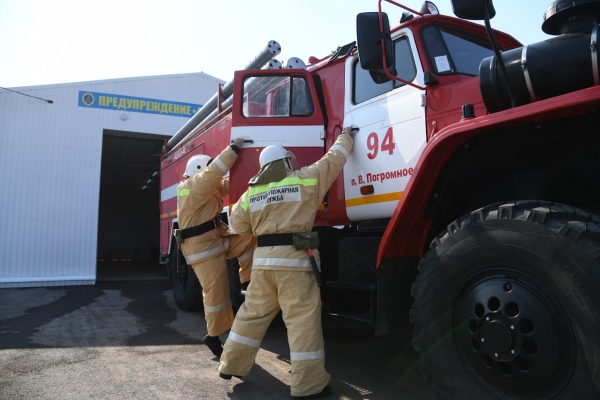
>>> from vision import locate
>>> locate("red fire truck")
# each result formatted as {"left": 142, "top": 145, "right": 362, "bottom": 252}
{"left": 159, "top": 0, "right": 600, "bottom": 397}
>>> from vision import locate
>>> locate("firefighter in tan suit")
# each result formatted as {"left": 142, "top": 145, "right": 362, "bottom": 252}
{"left": 177, "top": 137, "right": 256, "bottom": 358}
{"left": 219, "top": 128, "right": 354, "bottom": 399}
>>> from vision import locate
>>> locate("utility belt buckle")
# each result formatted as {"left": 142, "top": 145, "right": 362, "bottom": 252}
{"left": 173, "top": 229, "right": 184, "bottom": 244}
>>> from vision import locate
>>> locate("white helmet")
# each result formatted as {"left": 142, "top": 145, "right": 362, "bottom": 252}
{"left": 184, "top": 154, "right": 212, "bottom": 177}
{"left": 259, "top": 145, "right": 298, "bottom": 171}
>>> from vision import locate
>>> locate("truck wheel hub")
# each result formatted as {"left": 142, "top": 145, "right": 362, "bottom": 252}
{"left": 480, "top": 319, "right": 513, "bottom": 354}
{"left": 451, "top": 273, "right": 575, "bottom": 397}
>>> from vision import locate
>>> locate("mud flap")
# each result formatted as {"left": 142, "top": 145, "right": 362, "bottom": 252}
{"left": 375, "top": 258, "right": 419, "bottom": 336}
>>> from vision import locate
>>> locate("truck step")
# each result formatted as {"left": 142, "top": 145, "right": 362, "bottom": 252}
{"left": 325, "top": 280, "right": 377, "bottom": 324}
{"left": 327, "top": 310, "right": 374, "bottom": 324}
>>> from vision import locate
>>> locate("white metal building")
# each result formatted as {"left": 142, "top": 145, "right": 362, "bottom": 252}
{"left": 0, "top": 72, "right": 224, "bottom": 287}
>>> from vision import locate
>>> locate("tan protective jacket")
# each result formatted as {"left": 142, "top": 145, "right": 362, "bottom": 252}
{"left": 177, "top": 146, "right": 238, "bottom": 264}
{"left": 230, "top": 133, "right": 353, "bottom": 271}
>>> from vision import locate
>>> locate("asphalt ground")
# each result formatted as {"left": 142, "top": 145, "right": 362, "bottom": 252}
{"left": 0, "top": 263, "right": 435, "bottom": 399}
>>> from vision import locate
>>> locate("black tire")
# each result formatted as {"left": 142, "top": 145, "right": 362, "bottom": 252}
{"left": 411, "top": 200, "right": 600, "bottom": 399}
{"left": 168, "top": 245, "right": 203, "bottom": 311}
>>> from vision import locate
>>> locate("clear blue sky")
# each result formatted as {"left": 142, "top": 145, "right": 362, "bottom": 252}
{"left": 0, "top": 0, "right": 553, "bottom": 88}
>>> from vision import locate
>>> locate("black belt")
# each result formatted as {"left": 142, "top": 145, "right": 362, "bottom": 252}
{"left": 180, "top": 217, "right": 220, "bottom": 240}
{"left": 257, "top": 232, "right": 323, "bottom": 287}
{"left": 257, "top": 233, "right": 294, "bottom": 247}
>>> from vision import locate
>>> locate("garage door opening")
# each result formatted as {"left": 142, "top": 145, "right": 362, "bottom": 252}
{"left": 97, "top": 129, "right": 170, "bottom": 281}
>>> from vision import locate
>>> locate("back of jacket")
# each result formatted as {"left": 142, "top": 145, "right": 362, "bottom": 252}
{"left": 230, "top": 134, "right": 353, "bottom": 271}
{"left": 177, "top": 146, "right": 238, "bottom": 263}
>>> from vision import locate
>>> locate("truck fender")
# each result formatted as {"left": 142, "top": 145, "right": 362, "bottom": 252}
{"left": 377, "top": 86, "right": 600, "bottom": 265}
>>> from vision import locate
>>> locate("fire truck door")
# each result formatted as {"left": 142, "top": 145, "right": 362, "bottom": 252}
{"left": 229, "top": 71, "right": 326, "bottom": 206}
{"left": 343, "top": 31, "right": 427, "bottom": 222}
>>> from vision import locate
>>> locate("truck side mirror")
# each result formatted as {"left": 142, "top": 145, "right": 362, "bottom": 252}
{"left": 356, "top": 12, "right": 394, "bottom": 70}
{"left": 451, "top": 0, "right": 496, "bottom": 20}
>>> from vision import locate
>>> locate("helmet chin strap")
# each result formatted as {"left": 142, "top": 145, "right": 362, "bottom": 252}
{"left": 284, "top": 157, "right": 293, "bottom": 172}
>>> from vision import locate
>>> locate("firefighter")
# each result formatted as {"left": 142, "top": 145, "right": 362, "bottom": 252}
{"left": 218, "top": 127, "right": 355, "bottom": 399}
{"left": 176, "top": 137, "right": 257, "bottom": 358}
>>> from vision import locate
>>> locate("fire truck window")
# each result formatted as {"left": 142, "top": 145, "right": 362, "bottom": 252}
{"left": 354, "top": 63, "right": 394, "bottom": 103}
{"left": 272, "top": 87, "right": 289, "bottom": 117}
{"left": 291, "top": 77, "right": 313, "bottom": 116}
{"left": 422, "top": 25, "right": 494, "bottom": 76}
{"left": 395, "top": 38, "right": 417, "bottom": 84}
{"left": 353, "top": 36, "right": 416, "bottom": 104}
{"left": 242, "top": 76, "right": 312, "bottom": 118}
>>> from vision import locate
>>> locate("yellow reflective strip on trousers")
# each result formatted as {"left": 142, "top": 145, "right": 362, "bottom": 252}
{"left": 242, "top": 177, "right": 318, "bottom": 210}
{"left": 177, "top": 188, "right": 191, "bottom": 196}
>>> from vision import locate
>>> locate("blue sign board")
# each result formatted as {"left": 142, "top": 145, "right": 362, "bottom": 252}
{"left": 78, "top": 91, "right": 202, "bottom": 117}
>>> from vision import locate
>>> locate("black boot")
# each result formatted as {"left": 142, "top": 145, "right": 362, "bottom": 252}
{"left": 291, "top": 386, "right": 332, "bottom": 399}
{"left": 203, "top": 334, "right": 223, "bottom": 358}
{"left": 219, "top": 372, "right": 242, "bottom": 380}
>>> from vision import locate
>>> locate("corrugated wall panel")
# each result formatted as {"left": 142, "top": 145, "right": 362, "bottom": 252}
{"left": 0, "top": 72, "right": 223, "bottom": 287}
{"left": 0, "top": 94, "right": 16, "bottom": 279}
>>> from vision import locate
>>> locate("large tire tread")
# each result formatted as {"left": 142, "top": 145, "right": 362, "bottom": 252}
{"left": 411, "top": 200, "right": 600, "bottom": 399}
{"left": 168, "top": 247, "right": 203, "bottom": 311}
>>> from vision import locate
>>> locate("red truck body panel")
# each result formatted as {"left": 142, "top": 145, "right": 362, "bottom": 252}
{"left": 379, "top": 85, "right": 600, "bottom": 262}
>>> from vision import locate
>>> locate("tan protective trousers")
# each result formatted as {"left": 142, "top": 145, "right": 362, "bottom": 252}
{"left": 219, "top": 269, "right": 330, "bottom": 397}
{"left": 191, "top": 234, "right": 256, "bottom": 337}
